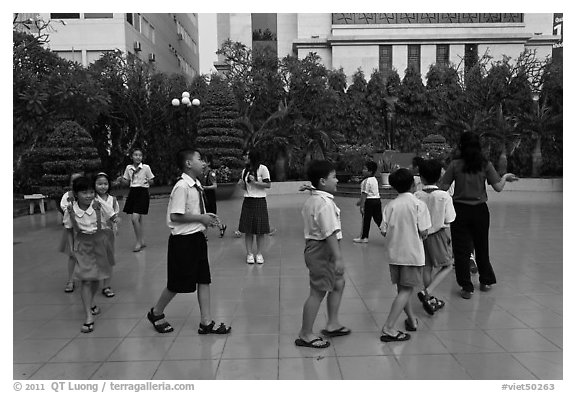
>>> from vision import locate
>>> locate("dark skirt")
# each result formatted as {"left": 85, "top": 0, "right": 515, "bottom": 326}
{"left": 123, "top": 187, "right": 150, "bottom": 215}
{"left": 167, "top": 232, "right": 212, "bottom": 293}
{"left": 238, "top": 197, "right": 270, "bottom": 235}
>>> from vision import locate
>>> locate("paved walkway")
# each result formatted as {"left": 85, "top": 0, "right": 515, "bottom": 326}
{"left": 13, "top": 191, "right": 562, "bottom": 380}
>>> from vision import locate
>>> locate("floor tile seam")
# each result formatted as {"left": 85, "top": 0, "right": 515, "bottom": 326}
{"left": 28, "top": 360, "right": 105, "bottom": 380}
{"left": 524, "top": 329, "right": 563, "bottom": 350}
{"left": 482, "top": 327, "right": 562, "bottom": 353}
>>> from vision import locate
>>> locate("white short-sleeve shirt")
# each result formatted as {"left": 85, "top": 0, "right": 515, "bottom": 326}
{"left": 380, "top": 193, "right": 431, "bottom": 266}
{"left": 63, "top": 201, "right": 112, "bottom": 234}
{"left": 166, "top": 173, "right": 205, "bottom": 235}
{"left": 242, "top": 165, "right": 271, "bottom": 198}
{"left": 302, "top": 189, "right": 342, "bottom": 241}
{"left": 123, "top": 163, "right": 154, "bottom": 188}
{"left": 60, "top": 191, "right": 74, "bottom": 213}
{"left": 361, "top": 176, "right": 380, "bottom": 199}
{"left": 414, "top": 186, "right": 456, "bottom": 235}
{"left": 96, "top": 194, "right": 119, "bottom": 225}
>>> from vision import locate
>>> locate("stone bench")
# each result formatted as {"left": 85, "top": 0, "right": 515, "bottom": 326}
{"left": 23, "top": 194, "right": 48, "bottom": 215}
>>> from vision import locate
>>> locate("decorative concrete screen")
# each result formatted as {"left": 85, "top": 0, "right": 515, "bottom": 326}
{"left": 332, "top": 13, "right": 524, "bottom": 25}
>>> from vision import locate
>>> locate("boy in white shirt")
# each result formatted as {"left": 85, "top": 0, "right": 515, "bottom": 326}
{"left": 147, "top": 148, "right": 231, "bottom": 336}
{"left": 353, "top": 160, "right": 382, "bottom": 243}
{"left": 414, "top": 159, "right": 456, "bottom": 315}
{"left": 379, "top": 168, "right": 431, "bottom": 341}
{"left": 296, "top": 160, "right": 351, "bottom": 349}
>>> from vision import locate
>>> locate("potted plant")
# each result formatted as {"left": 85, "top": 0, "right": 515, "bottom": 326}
{"left": 379, "top": 156, "right": 393, "bottom": 186}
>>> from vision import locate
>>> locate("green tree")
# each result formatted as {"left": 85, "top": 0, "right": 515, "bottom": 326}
{"left": 196, "top": 76, "right": 245, "bottom": 181}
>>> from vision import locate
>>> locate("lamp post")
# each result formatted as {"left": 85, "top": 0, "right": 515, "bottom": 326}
{"left": 384, "top": 96, "right": 399, "bottom": 150}
{"left": 171, "top": 91, "right": 201, "bottom": 139}
{"left": 531, "top": 90, "right": 542, "bottom": 177}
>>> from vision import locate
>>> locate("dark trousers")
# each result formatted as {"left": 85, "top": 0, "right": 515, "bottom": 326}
{"left": 451, "top": 202, "right": 496, "bottom": 292}
{"left": 361, "top": 199, "right": 383, "bottom": 238}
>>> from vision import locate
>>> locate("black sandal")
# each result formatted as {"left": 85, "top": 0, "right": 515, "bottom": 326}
{"left": 147, "top": 308, "right": 174, "bottom": 333}
{"left": 102, "top": 287, "right": 115, "bottom": 298}
{"left": 198, "top": 320, "right": 231, "bottom": 335}
{"left": 81, "top": 322, "right": 94, "bottom": 333}
{"left": 219, "top": 224, "right": 227, "bottom": 238}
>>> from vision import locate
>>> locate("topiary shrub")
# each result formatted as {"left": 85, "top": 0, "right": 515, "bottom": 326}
{"left": 196, "top": 76, "right": 244, "bottom": 181}
{"left": 32, "top": 120, "right": 102, "bottom": 197}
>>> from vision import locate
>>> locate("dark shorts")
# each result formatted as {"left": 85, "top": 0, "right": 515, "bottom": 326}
{"left": 424, "top": 228, "right": 454, "bottom": 268}
{"left": 123, "top": 187, "right": 150, "bottom": 215}
{"left": 389, "top": 265, "right": 423, "bottom": 288}
{"left": 304, "top": 239, "right": 344, "bottom": 292}
{"left": 239, "top": 197, "right": 270, "bottom": 235}
{"left": 167, "top": 233, "right": 211, "bottom": 293}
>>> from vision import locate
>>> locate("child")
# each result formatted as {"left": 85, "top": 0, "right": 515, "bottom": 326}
{"left": 411, "top": 156, "right": 424, "bottom": 192}
{"left": 202, "top": 155, "right": 227, "bottom": 238}
{"left": 353, "top": 160, "right": 382, "bottom": 243}
{"left": 94, "top": 172, "right": 120, "bottom": 298}
{"left": 147, "top": 148, "right": 231, "bottom": 335}
{"left": 379, "top": 168, "right": 431, "bottom": 341}
{"left": 414, "top": 159, "right": 456, "bottom": 315}
{"left": 237, "top": 150, "right": 271, "bottom": 264}
{"left": 63, "top": 176, "right": 115, "bottom": 333}
{"left": 117, "top": 148, "right": 154, "bottom": 252}
{"left": 58, "top": 171, "right": 85, "bottom": 293}
{"left": 296, "top": 160, "right": 350, "bottom": 349}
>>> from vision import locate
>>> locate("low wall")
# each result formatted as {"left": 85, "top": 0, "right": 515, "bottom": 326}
{"left": 486, "top": 178, "right": 562, "bottom": 192}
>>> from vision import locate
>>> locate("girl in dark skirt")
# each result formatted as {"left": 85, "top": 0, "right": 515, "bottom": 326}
{"left": 116, "top": 148, "right": 155, "bottom": 252}
{"left": 237, "top": 150, "right": 271, "bottom": 264}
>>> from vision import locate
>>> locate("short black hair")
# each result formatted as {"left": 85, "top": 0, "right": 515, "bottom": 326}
{"left": 72, "top": 176, "right": 94, "bottom": 194}
{"left": 389, "top": 168, "right": 414, "bottom": 193}
{"left": 412, "top": 156, "right": 424, "bottom": 168}
{"left": 365, "top": 160, "right": 378, "bottom": 175}
{"left": 131, "top": 147, "right": 144, "bottom": 155}
{"left": 176, "top": 147, "right": 200, "bottom": 170}
{"left": 418, "top": 159, "right": 442, "bottom": 184}
{"left": 307, "top": 160, "right": 335, "bottom": 188}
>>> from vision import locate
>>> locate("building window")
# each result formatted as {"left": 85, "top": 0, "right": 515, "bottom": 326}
{"left": 379, "top": 45, "right": 393, "bottom": 77}
{"left": 465, "top": 44, "right": 478, "bottom": 72}
{"left": 436, "top": 44, "right": 450, "bottom": 66}
{"left": 50, "top": 13, "right": 80, "bottom": 19}
{"left": 134, "top": 13, "right": 141, "bottom": 32}
{"left": 54, "top": 50, "right": 82, "bottom": 64}
{"left": 251, "top": 13, "right": 277, "bottom": 56}
{"left": 84, "top": 13, "right": 113, "bottom": 19}
{"left": 408, "top": 44, "right": 421, "bottom": 74}
{"left": 126, "top": 13, "right": 133, "bottom": 25}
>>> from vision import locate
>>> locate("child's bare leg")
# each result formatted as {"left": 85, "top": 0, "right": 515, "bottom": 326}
{"left": 153, "top": 288, "right": 177, "bottom": 316}
{"left": 325, "top": 277, "right": 345, "bottom": 331}
{"left": 426, "top": 266, "right": 452, "bottom": 294}
{"left": 131, "top": 213, "right": 142, "bottom": 247}
{"left": 80, "top": 281, "right": 95, "bottom": 324}
{"left": 67, "top": 256, "right": 75, "bottom": 283}
{"left": 403, "top": 289, "right": 417, "bottom": 325}
{"left": 244, "top": 234, "right": 254, "bottom": 255}
{"left": 382, "top": 284, "right": 412, "bottom": 335}
{"left": 197, "top": 284, "right": 212, "bottom": 325}
{"left": 422, "top": 266, "right": 432, "bottom": 289}
{"left": 299, "top": 287, "right": 326, "bottom": 341}
{"left": 255, "top": 234, "right": 266, "bottom": 255}
{"left": 90, "top": 281, "right": 99, "bottom": 306}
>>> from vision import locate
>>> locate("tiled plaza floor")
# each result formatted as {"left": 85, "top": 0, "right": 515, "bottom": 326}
{"left": 13, "top": 191, "right": 562, "bottom": 380}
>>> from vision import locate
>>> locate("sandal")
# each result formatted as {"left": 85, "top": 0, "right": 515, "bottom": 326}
{"left": 90, "top": 305, "right": 101, "bottom": 315}
{"left": 430, "top": 296, "right": 445, "bottom": 311}
{"left": 295, "top": 337, "right": 330, "bottom": 348}
{"left": 146, "top": 308, "right": 174, "bottom": 333}
{"left": 321, "top": 326, "right": 351, "bottom": 337}
{"left": 417, "top": 291, "right": 436, "bottom": 316}
{"left": 219, "top": 224, "right": 227, "bottom": 238}
{"left": 64, "top": 281, "right": 74, "bottom": 293}
{"left": 380, "top": 330, "right": 411, "bottom": 342}
{"left": 81, "top": 322, "right": 94, "bottom": 333}
{"left": 102, "top": 287, "right": 115, "bottom": 298}
{"left": 234, "top": 230, "right": 242, "bottom": 238}
{"left": 404, "top": 318, "right": 418, "bottom": 332}
{"left": 198, "top": 320, "right": 231, "bottom": 335}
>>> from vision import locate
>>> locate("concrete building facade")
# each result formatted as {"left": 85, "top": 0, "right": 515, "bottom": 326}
{"left": 216, "top": 13, "right": 559, "bottom": 83}
{"left": 33, "top": 13, "right": 199, "bottom": 81}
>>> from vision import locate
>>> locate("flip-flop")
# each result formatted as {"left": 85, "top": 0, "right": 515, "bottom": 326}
{"left": 81, "top": 322, "right": 94, "bottom": 333}
{"left": 294, "top": 337, "right": 330, "bottom": 348}
{"left": 380, "top": 330, "right": 411, "bottom": 342}
{"left": 321, "top": 326, "right": 351, "bottom": 337}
